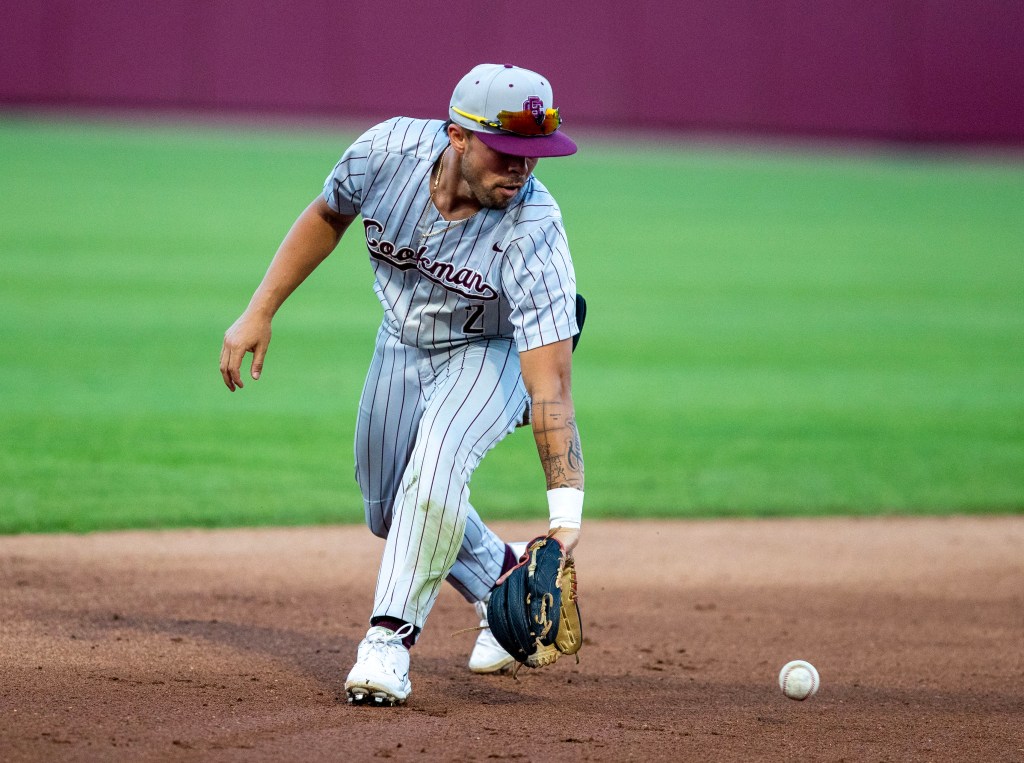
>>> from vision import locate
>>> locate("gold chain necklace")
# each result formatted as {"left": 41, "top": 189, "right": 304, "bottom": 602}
{"left": 422, "top": 146, "right": 469, "bottom": 240}
{"left": 433, "top": 146, "right": 446, "bottom": 191}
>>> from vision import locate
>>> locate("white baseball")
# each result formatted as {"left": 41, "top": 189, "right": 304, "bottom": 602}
{"left": 778, "top": 660, "right": 820, "bottom": 700}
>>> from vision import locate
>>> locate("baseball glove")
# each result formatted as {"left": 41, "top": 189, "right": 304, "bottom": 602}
{"left": 487, "top": 535, "right": 582, "bottom": 671}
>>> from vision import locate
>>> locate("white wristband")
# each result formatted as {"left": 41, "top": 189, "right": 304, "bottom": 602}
{"left": 547, "top": 488, "right": 583, "bottom": 530}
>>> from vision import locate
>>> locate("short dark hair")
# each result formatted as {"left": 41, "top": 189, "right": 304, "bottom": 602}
{"left": 444, "top": 119, "right": 474, "bottom": 144}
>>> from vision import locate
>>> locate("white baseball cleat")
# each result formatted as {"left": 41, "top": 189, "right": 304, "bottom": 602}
{"left": 468, "top": 598, "right": 515, "bottom": 674}
{"left": 468, "top": 542, "right": 527, "bottom": 674}
{"left": 345, "top": 624, "right": 414, "bottom": 706}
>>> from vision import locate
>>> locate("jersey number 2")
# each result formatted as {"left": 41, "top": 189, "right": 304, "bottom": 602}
{"left": 463, "top": 304, "right": 485, "bottom": 334}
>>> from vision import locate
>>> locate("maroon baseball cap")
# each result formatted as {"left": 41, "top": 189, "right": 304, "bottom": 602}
{"left": 449, "top": 64, "right": 577, "bottom": 158}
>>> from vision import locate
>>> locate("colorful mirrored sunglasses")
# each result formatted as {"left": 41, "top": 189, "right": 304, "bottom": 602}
{"left": 452, "top": 106, "right": 562, "bottom": 137}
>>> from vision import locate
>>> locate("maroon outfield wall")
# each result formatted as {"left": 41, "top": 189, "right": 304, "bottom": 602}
{"left": 2, "top": 0, "right": 1023, "bottom": 144}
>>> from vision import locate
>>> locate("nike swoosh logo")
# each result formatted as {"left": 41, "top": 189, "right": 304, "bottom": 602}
{"left": 492, "top": 242, "right": 504, "bottom": 252}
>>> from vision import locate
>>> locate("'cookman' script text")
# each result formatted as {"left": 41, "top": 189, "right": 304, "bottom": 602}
{"left": 363, "top": 219, "right": 498, "bottom": 300}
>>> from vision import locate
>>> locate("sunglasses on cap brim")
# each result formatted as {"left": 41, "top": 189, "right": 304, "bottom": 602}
{"left": 452, "top": 106, "right": 562, "bottom": 137}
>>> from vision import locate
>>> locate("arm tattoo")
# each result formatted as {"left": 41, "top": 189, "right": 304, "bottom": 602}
{"left": 532, "top": 402, "right": 584, "bottom": 491}
{"left": 566, "top": 417, "right": 583, "bottom": 474}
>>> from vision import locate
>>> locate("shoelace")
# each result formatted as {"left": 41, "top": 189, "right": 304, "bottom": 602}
{"left": 368, "top": 622, "right": 415, "bottom": 645}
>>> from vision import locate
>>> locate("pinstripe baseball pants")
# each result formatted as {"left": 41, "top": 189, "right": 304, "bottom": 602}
{"left": 355, "top": 322, "right": 528, "bottom": 630}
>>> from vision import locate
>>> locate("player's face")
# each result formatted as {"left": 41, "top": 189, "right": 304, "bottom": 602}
{"left": 459, "top": 133, "right": 539, "bottom": 209}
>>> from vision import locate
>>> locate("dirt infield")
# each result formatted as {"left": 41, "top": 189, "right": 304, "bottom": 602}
{"left": 1, "top": 517, "right": 1022, "bottom": 762}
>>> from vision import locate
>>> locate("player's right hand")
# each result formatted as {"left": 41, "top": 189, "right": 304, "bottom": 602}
{"left": 219, "top": 312, "right": 272, "bottom": 391}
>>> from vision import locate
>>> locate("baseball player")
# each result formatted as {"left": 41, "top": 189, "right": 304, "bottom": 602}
{"left": 219, "top": 63, "right": 584, "bottom": 706}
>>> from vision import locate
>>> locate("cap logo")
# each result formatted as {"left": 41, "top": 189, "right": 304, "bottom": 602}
{"left": 523, "top": 96, "right": 546, "bottom": 126}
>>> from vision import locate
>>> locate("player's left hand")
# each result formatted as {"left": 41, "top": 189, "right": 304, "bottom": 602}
{"left": 549, "top": 525, "right": 580, "bottom": 555}
{"left": 488, "top": 532, "right": 583, "bottom": 670}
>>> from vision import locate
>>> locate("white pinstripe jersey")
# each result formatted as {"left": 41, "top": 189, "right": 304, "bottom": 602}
{"left": 323, "top": 117, "right": 578, "bottom": 352}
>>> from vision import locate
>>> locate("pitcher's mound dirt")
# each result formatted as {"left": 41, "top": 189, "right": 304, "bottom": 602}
{"left": 2, "top": 517, "right": 1022, "bottom": 762}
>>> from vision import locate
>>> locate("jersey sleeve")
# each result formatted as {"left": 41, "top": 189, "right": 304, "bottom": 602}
{"left": 322, "top": 123, "right": 383, "bottom": 216}
{"left": 502, "top": 219, "right": 578, "bottom": 353}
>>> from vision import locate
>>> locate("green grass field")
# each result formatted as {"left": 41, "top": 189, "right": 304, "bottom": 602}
{"left": 2, "top": 116, "right": 1022, "bottom": 533}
